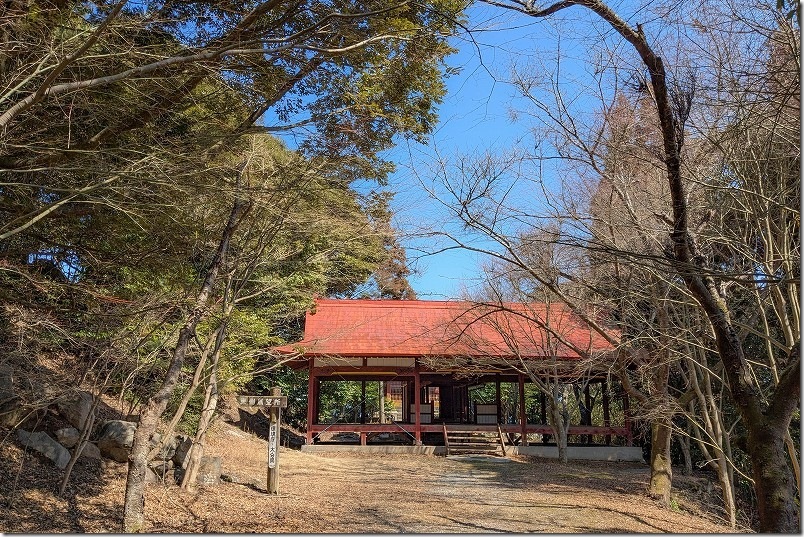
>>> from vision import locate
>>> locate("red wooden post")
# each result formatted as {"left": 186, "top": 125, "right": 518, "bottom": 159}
{"left": 414, "top": 364, "right": 422, "bottom": 445}
{"left": 360, "top": 380, "right": 366, "bottom": 424}
{"left": 495, "top": 375, "right": 502, "bottom": 423}
{"left": 584, "top": 384, "right": 592, "bottom": 444}
{"left": 461, "top": 385, "right": 467, "bottom": 423}
{"left": 462, "top": 385, "right": 468, "bottom": 423}
{"left": 518, "top": 373, "right": 528, "bottom": 446}
{"left": 602, "top": 380, "right": 611, "bottom": 445}
{"left": 313, "top": 378, "right": 320, "bottom": 429}
{"left": 306, "top": 360, "right": 315, "bottom": 444}
{"left": 539, "top": 392, "right": 547, "bottom": 424}
{"left": 622, "top": 387, "right": 632, "bottom": 446}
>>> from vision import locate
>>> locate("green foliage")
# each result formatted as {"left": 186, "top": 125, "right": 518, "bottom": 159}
{"left": 317, "top": 381, "right": 389, "bottom": 424}
{"left": 0, "top": 1, "right": 468, "bottom": 459}
{"left": 252, "top": 366, "right": 310, "bottom": 429}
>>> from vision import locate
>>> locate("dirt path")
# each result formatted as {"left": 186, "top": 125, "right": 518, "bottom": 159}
{"left": 144, "top": 423, "right": 740, "bottom": 533}
{"left": 1, "top": 421, "right": 745, "bottom": 533}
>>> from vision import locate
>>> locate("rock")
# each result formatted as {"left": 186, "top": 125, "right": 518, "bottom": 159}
{"left": 149, "top": 459, "right": 175, "bottom": 478}
{"left": 172, "top": 434, "right": 193, "bottom": 469}
{"left": 0, "top": 364, "right": 13, "bottom": 403}
{"left": 0, "top": 397, "right": 27, "bottom": 428}
{"left": 55, "top": 427, "right": 81, "bottom": 448}
{"left": 281, "top": 426, "right": 306, "bottom": 448}
{"left": 144, "top": 467, "right": 162, "bottom": 484}
{"left": 220, "top": 472, "right": 244, "bottom": 484}
{"left": 196, "top": 456, "right": 221, "bottom": 486}
{"left": 57, "top": 427, "right": 101, "bottom": 459}
{"left": 56, "top": 391, "right": 94, "bottom": 430}
{"left": 76, "top": 441, "right": 102, "bottom": 459}
{"left": 0, "top": 365, "right": 27, "bottom": 428}
{"left": 150, "top": 432, "right": 177, "bottom": 461}
{"left": 97, "top": 420, "right": 136, "bottom": 462}
{"left": 17, "top": 429, "right": 71, "bottom": 469}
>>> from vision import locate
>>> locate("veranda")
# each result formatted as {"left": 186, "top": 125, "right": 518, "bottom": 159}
{"left": 277, "top": 299, "right": 635, "bottom": 451}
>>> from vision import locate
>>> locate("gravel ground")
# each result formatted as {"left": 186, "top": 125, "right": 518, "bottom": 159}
{"left": 1, "top": 420, "right": 748, "bottom": 533}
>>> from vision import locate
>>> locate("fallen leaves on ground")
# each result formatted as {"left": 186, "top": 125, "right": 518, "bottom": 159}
{"left": 0, "top": 421, "right": 749, "bottom": 533}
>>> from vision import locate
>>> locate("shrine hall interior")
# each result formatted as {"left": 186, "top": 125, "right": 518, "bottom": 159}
{"left": 276, "top": 299, "right": 634, "bottom": 446}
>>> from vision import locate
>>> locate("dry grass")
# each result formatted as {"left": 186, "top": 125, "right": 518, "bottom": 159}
{"left": 0, "top": 420, "right": 749, "bottom": 533}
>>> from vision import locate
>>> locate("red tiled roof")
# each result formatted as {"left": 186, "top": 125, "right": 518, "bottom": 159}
{"left": 276, "top": 299, "right": 616, "bottom": 359}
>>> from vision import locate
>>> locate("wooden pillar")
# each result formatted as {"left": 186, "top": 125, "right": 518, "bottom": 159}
{"left": 379, "top": 381, "right": 386, "bottom": 424}
{"left": 540, "top": 391, "right": 548, "bottom": 444}
{"left": 495, "top": 375, "right": 502, "bottom": 423}
{"left": 462, "top": 385, "right": 468, "bottom": 423}
{"left": 414, "top": 364, "right": 422, "bottom": 445}
{"left": 306, "top": 361, "right": 315, "bottom": 444}
{"left": 602, "top": 380, "right": 611, "bottom": 445}
{"left": 584, "top": 384, "right": 592, "bottom": 444}
{"left": 518, "top": 373, "right": 528, "bottom": 446}
{"left": 539, "top": 392, "right": 547, "bottom": 423}
{"left": 405, "top": 381, "right": 412, "bottom": 422}
{"left": 360, "top": 380, "right": 366, "bottom": 424}
{"left": 458, "top": 385, "right": 464, "bottom": 423}
{"left": 314, "top": 379, "right": 320, "bottom": 425}
{"left": 267, "top": 386, "right": 281, "bottom": 494}
{"left": 623, "top": 387, "right": 632, "bottom": 446}
{"left": 584, "top": 385, "right": 592, "bottom": 421}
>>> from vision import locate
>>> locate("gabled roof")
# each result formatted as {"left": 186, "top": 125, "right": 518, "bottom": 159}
{"left": 276, "top": 299, "right": 617, "bottom": 360}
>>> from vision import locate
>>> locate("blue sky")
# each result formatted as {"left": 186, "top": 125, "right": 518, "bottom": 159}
{"left": 273, "top": 3, "right": 620, "bottom": 299}
{"left": 386, "top": 5, "right": 592, "bottom": 299}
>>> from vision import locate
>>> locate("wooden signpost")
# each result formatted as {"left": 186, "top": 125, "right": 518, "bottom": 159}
{"left": 237, "top": 387, "right": 287, "bottom": 494}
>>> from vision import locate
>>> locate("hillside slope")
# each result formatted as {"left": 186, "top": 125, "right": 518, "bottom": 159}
{"left": 1, "top": 420, "right": 746, "bottom": 532}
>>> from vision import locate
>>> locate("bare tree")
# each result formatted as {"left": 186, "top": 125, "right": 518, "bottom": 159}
{"left": 463, "top": 0, "right": 800, "bottom": 530}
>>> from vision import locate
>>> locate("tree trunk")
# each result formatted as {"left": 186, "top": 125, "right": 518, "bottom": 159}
{"left": 147, "top": 325, "right": 222, "bottom": 461}
{"left": 59, "top": 401, "right": 97, "bottom": 497}
{"left": 716, "top": 457, "right": 737, "bottom": 528}
{"left": 566, "top": 3, "right": 801, "bottom": 529}
{"left": 548, "top": 384, "right": 569, "bottom": 463}
{"left": 121, "top": 198, "right": 247, "bottom": 532}
{"left": 180, "top": 376, "right": 219, "bottom": 488}
{"left": 649, "top": 417, "right": 673, "bottom": 507}
{"left": 677, "top": 430, "right": 692, "bottom": 476}
{"left": 748, "top": 419, "right": 799, "bottom": 532}
{"left": 181, "top": 327, "right": 222, "bottom": 489}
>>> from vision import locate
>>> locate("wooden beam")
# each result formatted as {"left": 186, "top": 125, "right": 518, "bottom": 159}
{"left": 310, "top": 366, "right": 412, "bottom": 377}
{"left": 306, "top": 423, "right": 631, "bottom": 437}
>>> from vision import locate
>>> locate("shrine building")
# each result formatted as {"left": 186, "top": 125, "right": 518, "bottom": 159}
{"left": 277, "top": 299, "right": 640, "bottom": 460}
